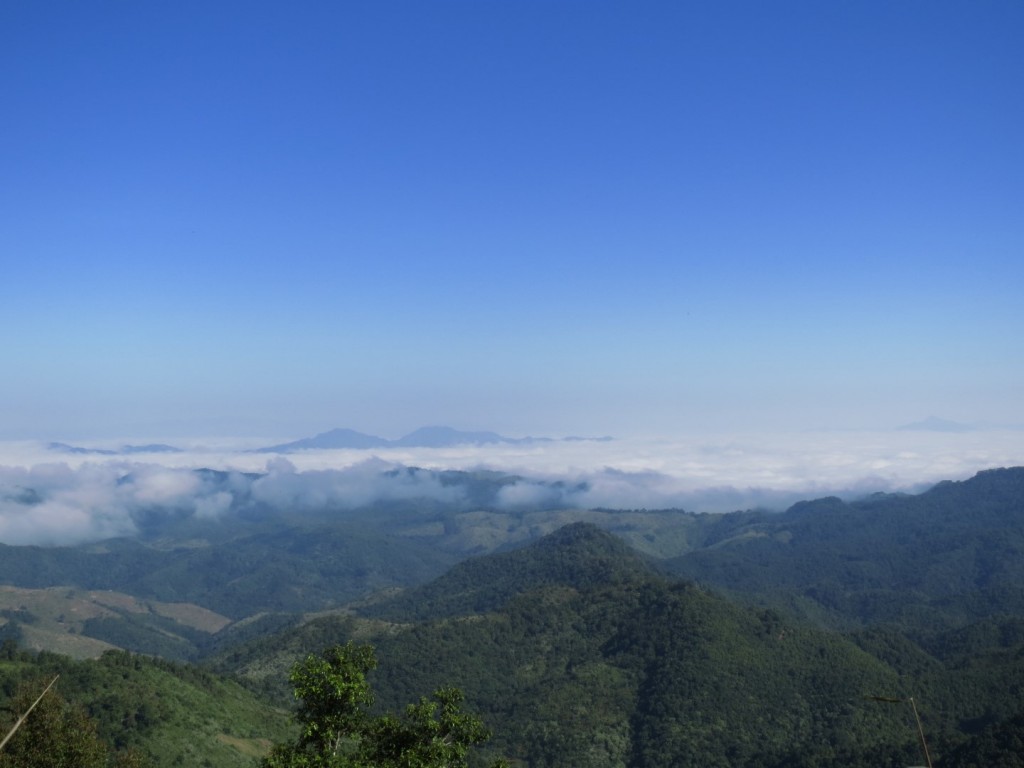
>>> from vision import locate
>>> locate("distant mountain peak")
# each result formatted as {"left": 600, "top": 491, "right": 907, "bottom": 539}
{"left": 392, "top": 426, "right": 506, "bottom": 447}
{"left": 258, "top": 426, "right": 612, "bottom": 452}
{"left": 257, "top": 428, "right": 390, "bottom": 452}
{"left": 47, "top": 442, "right": 182, "bottom": 455}
{"left": 896, "top": 416, "right": 974, "bottom": 432}
{"left": 362, "top": 522, "right": 656, "bottom": 622}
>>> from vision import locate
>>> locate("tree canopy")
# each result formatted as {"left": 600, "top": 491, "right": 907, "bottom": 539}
{"left": 0, "top": 677, "right": 152, "bottom": 768}
{"left": 263, "top": 642, "right": 506, "bottom": 768}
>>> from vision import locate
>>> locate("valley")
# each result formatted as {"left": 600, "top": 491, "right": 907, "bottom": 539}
{"left": 1, "top": 467, "right": 1023, "bottom": 766}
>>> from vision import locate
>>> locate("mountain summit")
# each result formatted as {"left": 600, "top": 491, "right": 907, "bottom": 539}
{"left": 258, "top": 428, "right": 390, "bottom": 452}
{"left": 257, "top": 426, "right": 607, "bottom": 452}
{"left": 391, "top": 426, "right": 506, "bottom": 447}
{"left": 363, "top": 522, "right": 656, "bottom": 621}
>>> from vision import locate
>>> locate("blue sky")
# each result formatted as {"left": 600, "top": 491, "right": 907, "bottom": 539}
{"left": 2, "top": 1, "right": 1022, "bottom": 440}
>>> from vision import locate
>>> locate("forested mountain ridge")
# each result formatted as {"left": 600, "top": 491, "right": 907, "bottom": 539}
{"left": 2, "top": 467, "right": 1023, "bottom": 662}
{"left": 4, "top": 463, "right": 1024, "bottom": 766}
{"left": 361, "top": 521, "right": 657, "bottom": 621}
{"left": 0, "top": 526, "right": 459, "bottom": 620}
{"left": 213, "top": 523, "right": 1024, "bottom": 767}
{"left": 663, "top": 466, "right": 1024, "bottom": 628}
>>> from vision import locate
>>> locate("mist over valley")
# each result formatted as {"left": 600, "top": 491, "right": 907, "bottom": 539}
{"left": 2, "top": 424, "right": 1022, "bottom": 548}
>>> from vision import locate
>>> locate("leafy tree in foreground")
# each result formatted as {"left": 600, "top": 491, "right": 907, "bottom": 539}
{"left": 0, "top": 678, "right": 151, "bottom": 768}
{"left": 263, "top": 642, "right": 506, "bottom": 768}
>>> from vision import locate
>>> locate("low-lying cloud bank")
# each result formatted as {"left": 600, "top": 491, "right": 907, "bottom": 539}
{"left": 1, "top": 430, "right": 1022, "bottom": 546}
{"left": 0, "top": 458, "right": 462, "bottom": 546}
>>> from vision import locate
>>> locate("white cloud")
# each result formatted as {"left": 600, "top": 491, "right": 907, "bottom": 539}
{"left": 250, "top": 458, "right": 464, "bottom": 509}
{"left": 494, "top": 481, "right": 564, "bottom": 510}
{"left": 0, "top": 429, "right": 1022, "bottom": 545}
{"left": 0, "top": 461, "right": 237, "bottom": 545}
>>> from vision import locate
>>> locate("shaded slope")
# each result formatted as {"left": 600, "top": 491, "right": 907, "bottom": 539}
{"left": 220, "top": 524, "right": 924, "bottom": 767}
{"left": 361, "top": 534, "right": 917, "bottom": 768}
{"left": 361, "top": 522, "right": 657, "bottom": 621}
{"left": 0, "top": 524, "right": 458, "bottom": 622}
{"left": 0, "top": 646, "right": 288, "bottom": 768}
{"left": 662, "top": 467, "right": 1024, "bottom": 627}
{"left": 208, "top": 518, "right": 1024, "bottom": 767}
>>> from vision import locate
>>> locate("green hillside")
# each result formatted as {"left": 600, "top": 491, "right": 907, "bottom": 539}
{"left": 0, "top": 643, "right": 289, "bottom": 767}
{"left": 362, "top": 521, "right": 657, "bottom": 621}
{"left": 0, "top": 585, "right": 234, "bottom": 661}
{"left": 3, "top": 469, "right": 1024, "bottom": 766}
{"left": 0, "top": 523, "right": 459, "bottom": 621}
{"left": 213, "top": 525, "right": 957, "bottom": 767}
{"left": 663, "top": 467, "right": 1024, "bottom": 629}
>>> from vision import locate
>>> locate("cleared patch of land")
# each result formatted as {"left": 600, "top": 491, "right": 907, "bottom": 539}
{"left": 0, "top": 585, "right": 233, "bottom": 658}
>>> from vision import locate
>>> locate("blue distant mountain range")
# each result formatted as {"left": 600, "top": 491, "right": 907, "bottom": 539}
{"left": 43, "top": 428, "right": 613, "bottom": 456}
{"left": 895, "top": 416, "right": 976, "bottom": 433}
{"left": 257, "top": 426, "right": 613, "bottom": 453}
{"left": 47, "top": 442, "right": 184, "bottom": 455}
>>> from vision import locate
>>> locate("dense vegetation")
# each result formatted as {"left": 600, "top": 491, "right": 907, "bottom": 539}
{"left": 210, "top": 519, "right": 1024, "bottom": 767}
{"left": 0, "top": 524, "right": 459, "bottom": 621}
{"left": 663, "top": 467, "right": 1024, "bottom": 629}
{"left": 263, "top": 642, "right": 506, "bottom": 768}
{"left": 2, "top": 468, "right": 1024, "bottom": 766}
{"left": 0, "top": 641, "right": 288, "bottom": 767}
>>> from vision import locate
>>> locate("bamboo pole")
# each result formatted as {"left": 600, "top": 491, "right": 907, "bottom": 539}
{"left": 866, "top": 694, "right": 933, "bottom": 768}
{"left": 0, "top": 675, "right": 60, "bottom": 753}
{"left": 907, "top": 697, "right": 933, "bottom": 768}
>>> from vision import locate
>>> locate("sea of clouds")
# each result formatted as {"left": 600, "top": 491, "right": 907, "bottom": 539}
{"left": 1, "top": 430, "right": 1022, "bottom": 546}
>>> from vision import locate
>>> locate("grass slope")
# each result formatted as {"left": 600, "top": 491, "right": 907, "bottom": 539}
{"left": 0, "top": 646, "right": 290, "bottom": 768}
{"left": 0, "top": 586, "right": 232, "bottom": 660}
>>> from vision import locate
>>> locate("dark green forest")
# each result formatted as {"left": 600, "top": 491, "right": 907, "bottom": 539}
{"left": 212, "top": 520, "right": 1024, "bottom": 767}
{"left": 2, "top": 468, "right": 1024, "bottom": 766}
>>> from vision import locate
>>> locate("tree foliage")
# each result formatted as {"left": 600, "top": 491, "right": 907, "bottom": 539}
{"left": 0, "top": 679, "right": 125, "bottom": 768}
{"left": 0, "top": 645, "right": 282, "bottom": 768}
{"left": 264, "top": 643, "right": 506, "bottom": 768}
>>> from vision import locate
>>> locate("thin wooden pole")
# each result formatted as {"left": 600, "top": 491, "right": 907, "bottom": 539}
{"left": 0, "top": 675, "right": 60, "bottom": 753}
{"left": 866, "top": 694, "right": 933, "bottom": 768}
{"left": 908, "top": 697, "right": 933, "bottom": 768}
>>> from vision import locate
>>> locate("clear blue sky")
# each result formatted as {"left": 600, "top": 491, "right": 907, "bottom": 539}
{"left": 2, "top": 1, "right": 1022, "bottom": 440}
